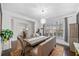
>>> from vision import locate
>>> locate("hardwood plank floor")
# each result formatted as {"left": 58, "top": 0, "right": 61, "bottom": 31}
{"left": 50, "top": 44, "right": 75, "bottom": 56}
{"left": 50, "top": 45, "right": 64, "bottom": 56}
{"left": 2, "top": 44, "right": 75, "bottom": 56}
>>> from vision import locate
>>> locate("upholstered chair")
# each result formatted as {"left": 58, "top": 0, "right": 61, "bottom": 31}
{"left": 11, "top": 30, "right": 33, "bottom": 56}
{"left": 17, "top": 35, "right": 33, "bottom": 56}
{"left": 10, "top": 39, "right": 23, "bottom": 56}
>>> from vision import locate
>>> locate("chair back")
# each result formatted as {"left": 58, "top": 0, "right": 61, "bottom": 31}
{"left": 17, "top": 35, "right": 26, "bottom": 49}
{"left": 11, "top": 39, "right": 23, "bottom": 56}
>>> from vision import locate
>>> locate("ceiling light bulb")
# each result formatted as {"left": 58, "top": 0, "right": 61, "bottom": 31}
{"left": 40, "top": 18, "right": 46, "bottom": 24}
{"left": 40, "top": 8, "right": 47, "bottom": 15}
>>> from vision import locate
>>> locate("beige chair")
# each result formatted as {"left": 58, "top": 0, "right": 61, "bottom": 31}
{"left": 11, "top": 34, "right": 25, "bottom": 56}
{"left": 10, "top": 39, "right": 23, "bottom": 56}
{"left": 30, "top": 37, "right": 56, "bottom": 56}
{"left": 11, "top": 30, "right": 33, "bottom": 56}
{"left": 17, "top": 35, "right": 33, "bottom": 56}
{"left": 11, "top": 37, "right": 32, "bottom": 56}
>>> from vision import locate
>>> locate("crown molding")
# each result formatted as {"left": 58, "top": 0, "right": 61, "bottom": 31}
{"left": 2, "top": 9, "right": 38, "bottom": 23}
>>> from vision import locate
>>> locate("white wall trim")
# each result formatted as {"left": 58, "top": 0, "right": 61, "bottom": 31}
{"left": 2, "top": 9, "right": 40, "bottom": 32}
{"left": 2, "top": 10, "right": 37, "bottom": 23}
{"left": 49, "top": 10, "right": 77, "bottom": 20}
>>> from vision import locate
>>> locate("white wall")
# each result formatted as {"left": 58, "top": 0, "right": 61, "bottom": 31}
{"left": 2, "top": 10, "right": 39, "bottom": 50}
{"left": 1, "top": 4, "right": 78, "bottom": 50}
{"left": 12, "top": 17, "right": 35, "bottom": 41}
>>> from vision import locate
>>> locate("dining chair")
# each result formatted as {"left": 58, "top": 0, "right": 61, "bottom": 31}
{"left": 10, "top": 39, "right": 23, "bottom": 56}
{"left": 17, "top": 35, "right": 33, "bottom": 56}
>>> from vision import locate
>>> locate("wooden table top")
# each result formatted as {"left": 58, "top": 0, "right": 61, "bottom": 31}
{"left": 24, "top": 36, "right": 49, "bottom": 46}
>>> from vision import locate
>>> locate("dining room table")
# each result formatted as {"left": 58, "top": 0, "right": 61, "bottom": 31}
{"left": 24, "top": 36, "right": 49, "bottom": 47}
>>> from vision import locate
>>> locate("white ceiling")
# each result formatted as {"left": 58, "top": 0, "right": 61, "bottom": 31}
{"left": 2, "top": 3, "right": 79, "bottom": 25}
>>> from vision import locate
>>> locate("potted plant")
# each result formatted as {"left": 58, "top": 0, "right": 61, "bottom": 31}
{"left": 0, "top": 29, "right": 13, "bottom": 50}
{"left": 0, "top": 29, "right": 13, "bottom": 43}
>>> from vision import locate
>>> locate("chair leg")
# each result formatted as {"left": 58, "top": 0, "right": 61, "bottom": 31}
{"left": 21, "top": 50, "right": 25, "bottom": 56}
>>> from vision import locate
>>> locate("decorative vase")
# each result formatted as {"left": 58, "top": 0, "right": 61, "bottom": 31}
{"left": 3, "top": 39, "right": 9, "bottom": 43}
{"left": 2, "top": 39, "right": 10, "bottom": 50}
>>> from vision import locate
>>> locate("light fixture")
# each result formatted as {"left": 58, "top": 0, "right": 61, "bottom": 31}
{"left": 40, "top": 8, "right": 47, "bottom": 36}
{"left": 40, "top": 18, "right": 46, "bottom": 24}
{"left": 26, "top": 27, "right": 29, "bottom": 31}
{"left": 40, "top": 8, "right": 47, "bottom": 15}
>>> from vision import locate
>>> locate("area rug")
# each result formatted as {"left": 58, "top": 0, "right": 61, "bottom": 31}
{"left": 50, "top": 45, "right": 64, "bottom": 56}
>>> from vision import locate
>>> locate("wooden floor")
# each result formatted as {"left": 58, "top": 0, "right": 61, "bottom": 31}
{"left": 50, "top": 44, "right": 75, "bottom": 56}
{"left": 2, "top": 44, "right": 75, "bottom": 56}
{"left": 50, "top": 45, "right": 64, "bottom": 56}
